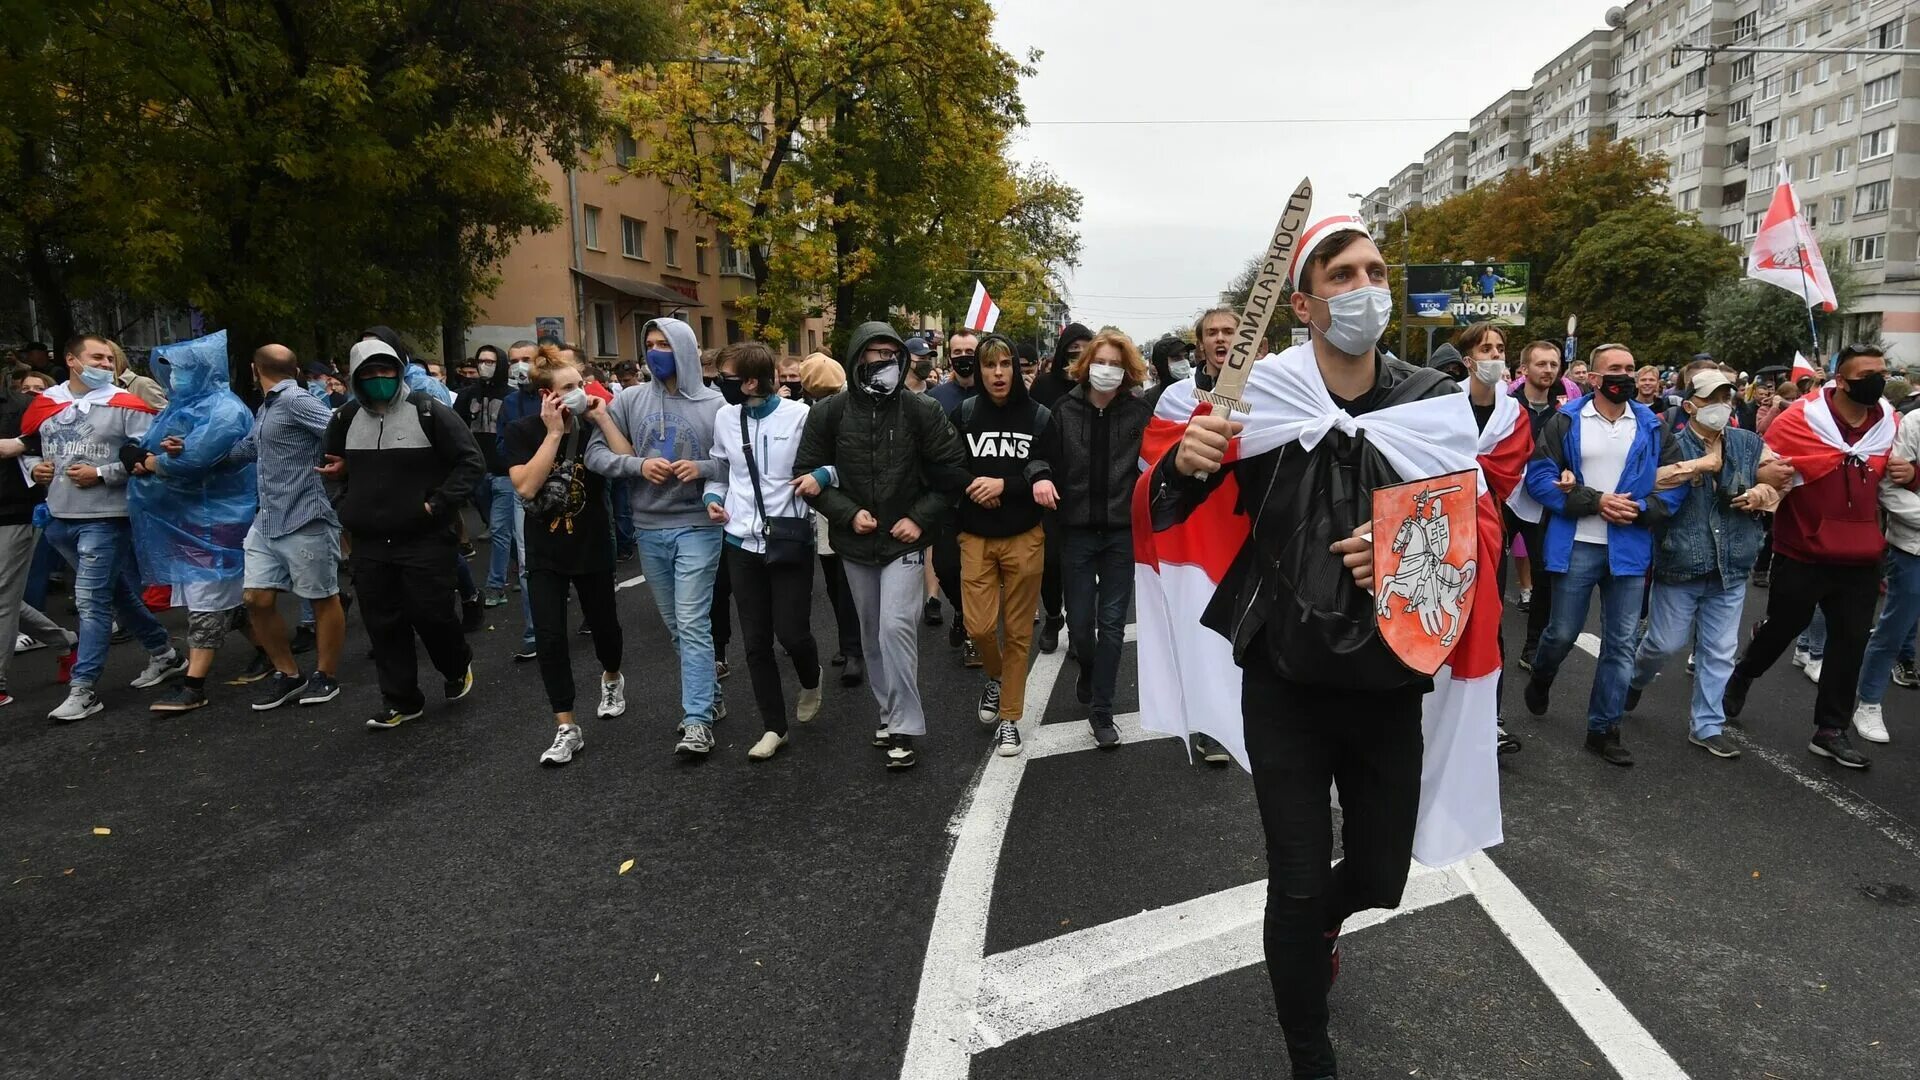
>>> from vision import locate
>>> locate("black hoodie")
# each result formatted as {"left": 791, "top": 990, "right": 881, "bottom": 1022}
{"left": 950, "top": 351, "right": 1057, "bottom": 538}
{"left": 1029, "top": 322, "right": 1091, "bottom": 410}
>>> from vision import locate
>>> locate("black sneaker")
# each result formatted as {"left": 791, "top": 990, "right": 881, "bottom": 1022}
{"left": 366, "top": 706, "right": 423, "bottom": 730}
{"left": 229, "top": 648, "right": 275, "bottom": 685}
{"left": 840, "top": 654, "right": 865, "bottom": 687}
{"left": 977, "top": 678, "right": 1002, "bottom": 725}
{"left": 1722, "top": 671, "right": 1752, "bottom": 718}
{"left": 1523, "top": 676, "right": 1551, "bottom": 717}
{"left": 1809, "top": 727, "right": 1870, "bottom": 769}
{"left": 1075, "top": 662, "right": 1093, "bottom": 705}
{"left": 512, "top": 647, "right": 539, "bottom": 663}
{"left": 1192, "top": 732, "right": 1231, "bottom": 766}
{"left": 1893, "top": 659, "right": 1920, "bottom": 689}
{"left": 1496, "top": 723, "right": 1523, "bottom": 755}
{"left": 994, "top": 719, "right": 1024, "bottom": 757}
{"left": 150, "top": 683, "right": 208, "bottom": 714}
{"left": 886, "top": 733, "right": 917, "bottom": 770}
{"left": 1090, "top": 715, "right": 1121, "bottom": 749}
{"left": 924, "top": 597, "right": 942, "bottom": 626}
{"left": 1038, "top": 619, "right": 1062, "bottom": 655}
{"left": 1689, "top": 732, "right": 1741, "bottom": 758}
{"left": 298, "top": 672, "right": 341, "bottom": 706}
{"left": 1584, "top": 727, "right": 1634, "bottom": 766}
{"left": 830, "top": 653, "right": 847, "bottom": 668}
{"left": 445, "top": 664, "right": 475, "bottom": 701}
{"left": 947, "top": 621, "right": 964, "bottom": 649}
{"left": 462, "top": 597, "right": 484, "bottom": 633}
{"left": 251, "top": 671, "right": 309, "bottom": 712}
{"left": 1751, "top": 570, "right": 1770, "bottom": 589}
{"left": 714, "top": 659, "right": 729, "bottom": 680}
{"left": 290, "top": 625, "right": 317, "bottom": 656}
{"left": 1624, "top": 685, "right": 1642, "bottom": 713}
{"left": 962, "top": 640, "right": 982, "bottom": 669}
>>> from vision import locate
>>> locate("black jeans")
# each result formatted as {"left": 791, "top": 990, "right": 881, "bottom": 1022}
{"left": 1061, "top": 526, "right": 1131, "bottom": 719}
{"left": 1039, "top": 515, "right": 1063, "bottom": 626}
{"left": 932, "top": 522, "right": 964, "bottom": 627}
{"left": 1243, "top": 659, "right": 1425, "bottom": 1079}
{"left": 1736, "top": 553, "right": 1881, "bottom": 731}
{"left": 353, "top": 546, "right": 472, "bottom": 714}
{"left": 726, "top": 545, "right": 821, "bottom": 734}
{"left": 819, "top": 553, "right": 863, "bottom": 658}
{"left": 527, "top": 568, "right": 623, "bottom": 714}
{"left": 711, "top": 552, "right": 732, "bottom": 656}
{"left": 1516, "top": 514, "right": 1553, "bottom": 659}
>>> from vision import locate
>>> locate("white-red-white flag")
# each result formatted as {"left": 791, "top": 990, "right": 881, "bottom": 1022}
{"left": 965, "top": 279, "right": 1001, "bottom": 333}
{"left": 1790, "top": 351, "right": 1820, "bottom": 383}
{"left": 1747, "top": 165, "right": 1837, "bottom": 312}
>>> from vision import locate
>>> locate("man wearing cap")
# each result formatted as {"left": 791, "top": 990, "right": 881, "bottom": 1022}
{"left": 1522, "top": 344, "right": 1687, "bottom": 766}
{"left": 1145, "top": 216, "right": 1502, "bottom": 1079}
{"left": 1623, "top": 370, "right": 1794, "bottom": 759}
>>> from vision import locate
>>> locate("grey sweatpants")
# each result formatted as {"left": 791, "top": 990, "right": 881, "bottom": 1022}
{"left": 845, "top": 550, "right": 929, "bottom": 737}
{"left": 0, "top": 523, "right": 73, "bottom": 692}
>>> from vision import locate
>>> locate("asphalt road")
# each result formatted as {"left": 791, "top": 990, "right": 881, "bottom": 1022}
{"left": 4, "top": 558, "right": 1918, "bottom": 1080}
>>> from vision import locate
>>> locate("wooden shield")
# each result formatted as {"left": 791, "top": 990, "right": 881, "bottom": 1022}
{"left": 1370, "top": 470, "right": 1480, "bottom": 676}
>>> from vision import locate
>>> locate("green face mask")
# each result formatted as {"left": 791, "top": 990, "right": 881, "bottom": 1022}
{"left": 359, "top": 376, "right": 399, "bottom": 403}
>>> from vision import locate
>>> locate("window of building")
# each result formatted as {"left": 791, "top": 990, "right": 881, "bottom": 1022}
{"left": 1746, "top": 209, "right": 1765, "bottom": 237}
{"left": 1835, "top": 143, "right": 1852, "bottom": 172}
{"left": 725, "top": 319, "right": 743, "bottom": 345}
{"left": 1757, "top": 118, "right": 1776, "bottom": 144}
{"left": 614, "top": 131, "right": 639, "bottom": 166}
{"left": 1831, "top": 194, "right": 1847, "bottom": 221}
{"left": 1734, "top": 11, "right": 1757, "bottom": 40}
{"left": 1813, "top": 105, "right": 1827, "bottom": 132}
{"left": 1848, "top": 0, "right": 1866, "bottom": 20}
{"left": 1788, "top": 68, "right": 1804, "bottom": 95}
{"left": 582, "top": 205, "right": 602, "bottom": 250}
{"left": 1785, "top": 159, "right": 1796, "bottom": 181}
{"left": 663, "top": 228, "right": 679, "bottom": 267}
{"left": 1844, "top": 50, "right": 1858, "bottom": 73}
{"left": 718, "top": 234, "right": 744, "bottom": 275}
{"left": 1804, "top": 200, "right": 1819, "bottom": 228}
{"left": 1576, "top": 62, "right": 1592, "bottom": 86}
{"left": 592, "top": 303, "right": 617, "bottom": 357}
{"left": 786, "top": 330, "right": 801, "bottom": 357}
{"left": 1819, "top": 8, "right": 1834, "bottom": 35}
{"left": 1856, "top": 179, "right": 1891, "bottom": 214}
{"left": 1684, "top": 68, "right": 1707, "bottom": 94}
{"left": 1787, "top": 113, "right": 1802, "bottom": 140}
{"left": 620, "top": 216, "right": 645, "bottom": 259}
{"left": 1862, "top": 125, "right": 1895, "bottom": 161}
{"left": 1851, "top": 233, "right": 1886, "bottom": 262}
{"left": 1807, "top": 152, "right": 1822, "bottom": 179}
{"left": 1793, "top": 19, "right": 1808, "bottom": 44}
{"left": 1817, "top": 57, "right": 1832, "bottom": 83}
{"left": 1841, "top": 94, "right": 1855, "bottom": 123}
{"left": 1758, "top": 73, "right": 1778, "bottom": 100}
{"left": 1872, "top": 18, "right": 1904, "bottom": 49}
{"left": 1720, "top": 222, "right": 1745, "bottom": 244}
{"left": 1677, "top": 188, "right": 1699, "bottom": 211}
{"left": 1678, "top": 148, "right": 1703, "bottom": 173}
{"left": 695, "top": 238, "right": 709, "bottom": 274}
{"left": 1864, "top": 73, "right": 1899, "bottom": 110}
{"left": 1728, "top": 97, "right": 1751, "bottom": 125}
{"left": 700, "top": 316, "right": 714, "bottom": 345}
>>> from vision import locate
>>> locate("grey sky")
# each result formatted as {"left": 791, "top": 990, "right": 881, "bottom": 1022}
{"left": 991, "top": 0, "right": 1613, "bottom": 343}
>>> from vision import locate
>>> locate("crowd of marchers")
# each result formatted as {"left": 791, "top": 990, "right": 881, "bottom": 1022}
{"left": 2, "top": 312, "right": 1915, "bottom": 774}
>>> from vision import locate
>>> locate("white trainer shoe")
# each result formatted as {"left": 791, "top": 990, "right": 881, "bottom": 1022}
{"left": 15, "top": 633, "right": 46, "bottom": 654}
{"left": 49, "top": 686, "right": 103, "bottom": 723}
{"left": 596, "top": 674, "right": 627, "bottom": 718}
{"left": 1792, "top": 648, "right": 1811, "bottom": 669}
{"left": 796, "top": 682, "right": 822, "bottom": 724}
{"left": 540, "top": 723, "right": 585, "bottom": 765}
{"left": 1803, "top": 658, "right": 1824, "bottom": 684}
{"left": 130, "top": 648, "right": 187, "bottom": 689}
{"left": 1853, "top": 702, "right": 1890, "bottom": 744}
{"left": 748, "top": 730, "right": 787, "bottom": 761}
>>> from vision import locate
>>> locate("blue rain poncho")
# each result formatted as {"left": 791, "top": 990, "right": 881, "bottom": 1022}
{"left": 128, "top": 330, "right": 258, "bottom": 586}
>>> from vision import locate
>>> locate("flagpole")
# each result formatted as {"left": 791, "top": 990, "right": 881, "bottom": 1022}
{"left": 1795, "top": 240, "right": 1821, "bottom": 361}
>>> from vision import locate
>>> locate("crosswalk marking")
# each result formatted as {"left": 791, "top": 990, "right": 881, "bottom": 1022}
{"left": 1027, "top": 711, "right": 1176, "bottom": 759}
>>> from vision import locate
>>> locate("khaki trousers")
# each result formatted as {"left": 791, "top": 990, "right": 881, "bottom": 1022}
{"left": 960, "top": 524, "right": 1046, "bottom": 721}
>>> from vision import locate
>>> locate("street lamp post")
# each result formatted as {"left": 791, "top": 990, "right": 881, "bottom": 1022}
{"left": 1350, "top": 191, "right": 1413, "bottom": 361}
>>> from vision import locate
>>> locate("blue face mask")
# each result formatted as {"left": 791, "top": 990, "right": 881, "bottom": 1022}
{"left": 645, "top": 347, "right": 678, "bottom": 382}
{"left": 78, "top": 366, "right": 113, "bottom": 391}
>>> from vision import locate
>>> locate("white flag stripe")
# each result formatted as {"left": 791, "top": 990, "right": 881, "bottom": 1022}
{"left": 966, "top": 278, "right": 1001, "bottom": 333}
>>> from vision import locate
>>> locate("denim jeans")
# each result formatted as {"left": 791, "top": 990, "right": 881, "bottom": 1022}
{"left": 1061, "top": 526, "right": 1132, "bottom": 720}
{"left": 43, "top": 517, "right": 171, "bottom": 687}
{"left": 611, "top": 478, "right": 638, "bottom": 554}
{"left": 1630, "top": 575, "right": 1745, "bottom": 738}
{"left": 1858, "top": 547, "right": 1920, "bottom": 704}
{"left": 485, "top": 475, "right": 516, "bottom": 590}
{"left": 1797, "top": 607, "right": 1827, "bottom": 659}
{"left": 1530, "top": 540, "right": 1645, "bottom": 733}
{"left": 513, "top": 503, "right": 536, "bottom": 650}
{"left": 23, "top": 532, "right": 56, "bottom": 611}
{"left": 636, "top": 525, "right": 723, "bottom": 727}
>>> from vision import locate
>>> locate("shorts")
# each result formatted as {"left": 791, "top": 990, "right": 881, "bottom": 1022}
{"left": 175, "top": 576, "right": 245, "bottom": 614}
{"left": 243, "top": 520, "right": 341, "bottom": 600}
{"left": 187, "top": 606, "right": 246, "bottom": 651}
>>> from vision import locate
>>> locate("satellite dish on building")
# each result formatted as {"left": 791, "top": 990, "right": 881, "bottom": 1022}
{"left": 1605, "top": 6, "right": 1627, "bottom": 28}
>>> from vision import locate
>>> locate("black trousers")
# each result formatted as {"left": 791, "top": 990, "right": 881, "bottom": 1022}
{"left": 1515, "top": 513, "right": 1554, "bottom": 659}
{"left": 727, "top": 546, "right": 821, "bottom": 733}
{"left": 353, "top": 546, "right": 472, "bottom": 714}
{"left": 527, "top": 568, "right": 623, "bottom": 714}
{"left": 1736, "top": 553, "right": 1880, "bottom": 731}
{"left": 819, "top": 553, "right": 863, "bottom": 658}
{"left": 711, "top": 552, "right": 733, "bottom": 655}
{"left": 1039, "top": 515, "right": 1063, "bottom": 625}
{"left": 932, "top": 522, "right": 964, "bottom": 628}
{"left": 1243, "top": 660, "right": 1425, "bottom": 1079}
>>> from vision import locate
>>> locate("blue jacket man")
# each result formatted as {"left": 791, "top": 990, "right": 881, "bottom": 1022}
{"left": 1521, "top": 345, "right": 1685, "bottom": 766}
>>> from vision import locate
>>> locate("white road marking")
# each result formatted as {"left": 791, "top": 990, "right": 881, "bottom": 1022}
{"left": 1456, "top": 854, "right": 1691, "bottom": 1079}
{"left": 970, "top": 864, "right": 1468, "bottom": 1051}
{"left": 617, "top": 573, "right": 646, "bottom": 590}
{"left": 1026, "top": 711, "right": 1176, "bottom": 759}
{"left": 1569, "top": 635, "right": 1920, "bottom": 858}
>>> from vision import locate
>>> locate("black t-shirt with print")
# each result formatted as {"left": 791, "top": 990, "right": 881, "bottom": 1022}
{"left": 503, "top": 414, "right": 615, "bottom": 575}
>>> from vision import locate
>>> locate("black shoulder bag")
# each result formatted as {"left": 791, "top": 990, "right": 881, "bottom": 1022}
{"left": 740, "top": 406, "right": 813, "bottom": 566}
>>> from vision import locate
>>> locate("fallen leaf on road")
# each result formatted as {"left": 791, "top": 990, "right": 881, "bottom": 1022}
{"left": 653, "top": 973, "right": 661, "bottom": 983}
{"left": 63, "top": 868, "right": 74, "bottom": 876}
{"left": 619, "top": 858, "right": 635, "bottom": 875}
{"left": 91, "top": 827, "right": 110, "bottom": 836}
{"left": 1752, "top": 871, "right": 1761, "bottom": 879}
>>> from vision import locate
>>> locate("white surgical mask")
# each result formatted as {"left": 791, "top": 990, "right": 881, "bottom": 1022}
{"left": 1694, "top": 402, "right": 1732, "bottom": 432}
{"left": 508, "top": 362, "right": 531, "bottom": 389}
{"left": 478, "top": 362, "right": 496, "bottom": 379}
{"left": 1168, "top": 359, "right": 1194, "bottom": 381}
{"left": 1087, "top": 365, "right": 1125, "bottom": 393}
{"left": 560, "top": 387, "right": 590, "bottom": 415}
{"left": 79, "top": 366, "right": 113, "bottom": 391}
{"left": 1473, "top": 360, "right": 1506, "bottom": 385}
{"left": 1308, "top": 285, "right": 1393, "bottom": 356}
{"left": 862, "top": 363, "right": 901, "bottom": 395}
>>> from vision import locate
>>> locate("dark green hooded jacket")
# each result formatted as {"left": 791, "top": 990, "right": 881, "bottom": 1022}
{"left": 794, "top": 321, "right": 971, "bottom": 566}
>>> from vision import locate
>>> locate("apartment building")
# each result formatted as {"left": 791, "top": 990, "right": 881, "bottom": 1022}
{"left": 1361, "top": 1, "right": 1920, "bottom": 360}
{"left": 468, "top": 141, "right": 830, "bottom": 364}
{"left": 1424, "top": 132, "right": 1471, "bottom": 202}
{"left": 1468, "top": 91, "right": 1533, "bottom": 188}
{"left": 1388, "top": 161, "right": 1427, "bottom": 213}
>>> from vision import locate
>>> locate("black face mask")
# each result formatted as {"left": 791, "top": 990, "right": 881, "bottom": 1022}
{"left": 951, "top": 357, "right": 976, "bottom": 379}
{"left": 1844, "top": 371, "right": 1886, "bottom": 406}
{"left": 779, "top": 378, "right": 804, "bottom": 399}
{"left": 716, "top": 375, "right": 746, "bottom": 405}
{"left": 1598, "top": 373, "right": 1635, "bottom": 404}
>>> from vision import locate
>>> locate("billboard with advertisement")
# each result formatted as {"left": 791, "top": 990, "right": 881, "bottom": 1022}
{"left": 1405, "top": 262, "right": 1529, "bottom": 327}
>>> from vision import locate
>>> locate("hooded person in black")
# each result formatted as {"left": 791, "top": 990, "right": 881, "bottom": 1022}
{"left": 950, "top": 334, "right": 1059, "bottom": 757}
{"left": 455, "top": 344, "right": 517, "bottom": 605}
{"left": 1028, "top": 322, "right": 1090, "bottom": 411}
{"left": 1025, "top": 321, "right": 1090, "bottom": 652}
{"left": 1143, "top": 335, "right": 1197, "bottom": 412}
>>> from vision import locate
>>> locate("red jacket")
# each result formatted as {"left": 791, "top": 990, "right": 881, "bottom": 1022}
{"left": 1767, "top": 388, "right": 1889, "bottom": 566}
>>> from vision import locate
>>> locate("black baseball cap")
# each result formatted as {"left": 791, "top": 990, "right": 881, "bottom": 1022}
{"left": 905, "top": 337, "right": 933, "bottom": 358}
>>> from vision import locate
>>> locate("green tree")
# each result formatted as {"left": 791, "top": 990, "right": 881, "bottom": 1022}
{"left": 1702, "top": 241, "right": 1860, "bottom": 370}
{"left": 1545, "top": 199, "right": 1742, "bottom": 362}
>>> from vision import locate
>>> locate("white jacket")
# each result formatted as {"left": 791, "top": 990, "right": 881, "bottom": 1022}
{"left": 706, "top": 398, "right": 813, "bottom": 555}
{"left": 1881, "top": 413, "right": 1920, "bottom": 556}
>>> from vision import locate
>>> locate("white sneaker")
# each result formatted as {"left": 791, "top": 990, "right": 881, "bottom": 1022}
{"left": 1853, "top": 702, "right": 1890, "bottom": 744}
{"left": 1803, "top": 658, "right": 1824, "bottom": 684}
{"left": 540, "top": 723, "right": 585, "bottom": 765}
{"left": 796, "top": 682, "right": 821, "bottom": 724}
{"left": 675, "top": 722, "right": 714, "bottom": 756}
{"left": 15, "top": 633, "right": 47, "bottom": 654}
{"left": 748, "top": 730, "right": 787, "bottom": 761}
{"left": 597, "top": 674, "right": 627, "bottom": 718}
{"left": 49, "top": 686, "right": 102, "bottom": 722}
{"left": 130, "top": 648, "right": 186, "bottom": 689}
{"left": 1792, "top": 648, "right": 1811, "bottom": 669}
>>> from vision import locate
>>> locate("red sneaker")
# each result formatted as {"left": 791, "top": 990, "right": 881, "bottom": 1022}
{"left": 1326, "top": 927, "right": 1342, "bottom": 987}
{"left": 0, "top": 692, "right": 13, "bottom": 708}
{"left": 56, "top": 647, "right": 77, "bottom": 684}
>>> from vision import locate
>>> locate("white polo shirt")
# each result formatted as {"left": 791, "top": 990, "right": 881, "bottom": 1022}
{"left": 1574, "top": 398, "right": 1637, "bottom": 545}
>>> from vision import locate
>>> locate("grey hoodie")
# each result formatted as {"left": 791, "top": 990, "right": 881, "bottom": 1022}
{"left": 586, "top": 317, "right": 725, "bottom": 530}
{"left": 22, "top": 382, "right": 156, "bottom": 520}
